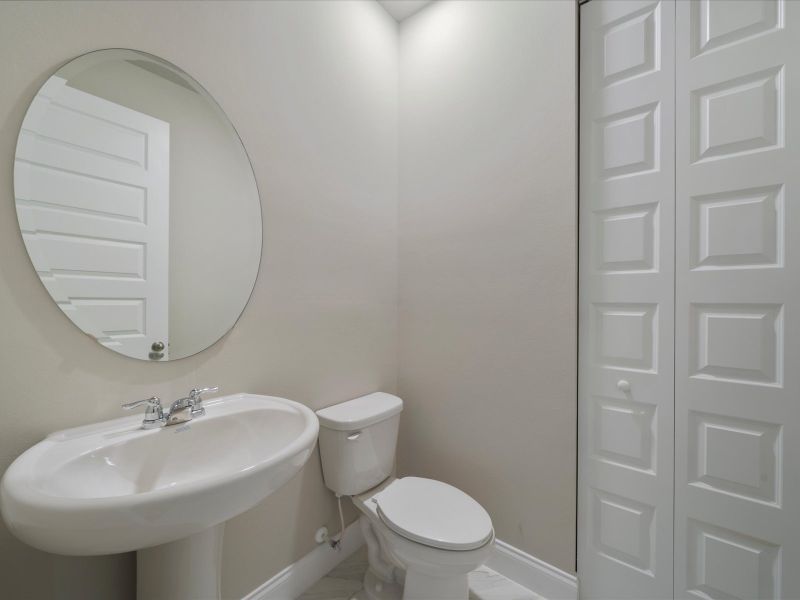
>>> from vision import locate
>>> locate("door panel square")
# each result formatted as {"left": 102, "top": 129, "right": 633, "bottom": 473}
{"left": 596, "top": 103, "right": 660, "bottom": 180}
{"left": 691, "top": 67, "right": 783, "bottom": 163}
{"left": 594, "top": 303, "right": 658, "bottom": 372}
{"left": 689, "top": 411, "right": 781, "bottom": 505}
{"left": 687, "top": 520, "right": 780, "bottom": 600}
{"left": 592, "top": 396, "right": 656, "bottom": 472}
{"left": 602, "top": 2, "right": 660, "bottom": 86}
{"left": 691, "top": 0, "right": 783, "bottom": 57}
{"left": 690, "top": 304, "right": 783, "bottom": 386}
{"left": 691, "top": 185, "right": 783, "bottom": 270}
{"left": 593, "top": 489, "right": 655, "bottom": 574}
{"left": 595, "top": 203, "right": 659, "bottom": 273}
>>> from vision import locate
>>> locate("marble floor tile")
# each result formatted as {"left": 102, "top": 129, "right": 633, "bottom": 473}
{"left": 327, "top": 548, "right": 369, "bottom": 581}
{"left": 468, "top": 566, "right": 543, "bottom": 600}
{"left": 298, "top": 547, "right": 543, "bottom": 600}
{"left": 297, "top": 549, "right": 368, "bottom": 600}
{"left": 296, "top": 575, "right": 364, "bottom": 600}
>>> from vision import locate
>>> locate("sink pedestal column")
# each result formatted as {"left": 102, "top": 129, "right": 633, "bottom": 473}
{"left": 137, "top": 523, "right": 225, "bottom": 600}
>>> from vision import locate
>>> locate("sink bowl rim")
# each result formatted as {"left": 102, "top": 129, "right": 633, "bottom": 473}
{"left": 1, "top": 393, "right": 319, "bottom": 510}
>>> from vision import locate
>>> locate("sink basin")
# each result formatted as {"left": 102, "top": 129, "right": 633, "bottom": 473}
{"left": 0, "top": 393, "right": 319, "bottom": 556}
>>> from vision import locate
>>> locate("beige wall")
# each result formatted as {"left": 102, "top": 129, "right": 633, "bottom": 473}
{"left": 397, "top": 0, "right": 577, "bottom": 573}
{"left": 0, "top": 1, "right": 397, "bottom": 599}
{"left": 0, "top": 0, "right": 579, "bottom": 596}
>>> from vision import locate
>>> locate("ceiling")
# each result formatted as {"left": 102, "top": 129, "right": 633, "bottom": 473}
{"left": 377, "top": 0, "right": 434, "bottom": 22}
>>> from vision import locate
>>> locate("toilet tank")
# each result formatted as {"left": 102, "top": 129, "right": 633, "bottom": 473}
{"left": 316, "top": 392, "right": 403, "bottom": 496}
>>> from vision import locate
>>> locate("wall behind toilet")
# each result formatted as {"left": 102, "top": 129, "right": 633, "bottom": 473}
{"left": 0, "top": 0, "right": 578, "bottom": 596}
{"left": 0, "top": 2, "right": 398, "bottom": 598}
{"left": 397, "top": 0, "right": 578, "bottom": 572}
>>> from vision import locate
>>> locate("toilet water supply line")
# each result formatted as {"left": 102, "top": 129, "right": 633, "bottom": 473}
{"left": 333, "top": 494, "right": 345, "bottom": 550}
{"left": 320, "top": 494, "right": 399, "bottom": 583}
{"left": 316, "top": 494, "right": 346, "bottom": 550}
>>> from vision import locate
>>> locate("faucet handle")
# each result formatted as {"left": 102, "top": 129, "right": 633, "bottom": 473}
{"left": 122, "top": 396, "right": 165, "bottom": 429}
{"left": 122, "top": 396, "right": 162, "bottom": 410}
{"left": 189, "top": 386, "right": 219, "bottom": 400}
{"left": 188, "top": 386, "right": 218, "bottom": 416}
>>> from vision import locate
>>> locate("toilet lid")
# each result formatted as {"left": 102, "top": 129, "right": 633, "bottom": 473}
{"left": 375, "top": 477, "right": 493, "bottom": 551}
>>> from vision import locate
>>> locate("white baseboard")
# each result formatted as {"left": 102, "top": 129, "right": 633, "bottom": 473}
{"left": 242, "top": 521, "right": 365, "bottom": 600}
{"left": 242, "top": 524, "right": 577, "bottom": 600}
{"left": 486, "top": 540, "right": 578, "bottom": 600}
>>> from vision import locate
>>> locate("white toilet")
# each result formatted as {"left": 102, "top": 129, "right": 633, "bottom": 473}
{"left": 316, "top": 392, "right": 494, "bottom": 600}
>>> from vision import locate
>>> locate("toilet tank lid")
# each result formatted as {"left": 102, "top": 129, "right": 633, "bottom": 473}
{"left": 316, "top": 392, "right": 403, "bottom": 431}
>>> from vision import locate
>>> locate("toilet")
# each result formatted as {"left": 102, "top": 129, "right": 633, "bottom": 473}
{"left": 316, "top": 392, "right": 494, "bottom": 600}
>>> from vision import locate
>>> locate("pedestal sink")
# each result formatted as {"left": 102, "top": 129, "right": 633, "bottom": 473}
{"left": 0, "top": 393, "right": 319, "bottom": 600}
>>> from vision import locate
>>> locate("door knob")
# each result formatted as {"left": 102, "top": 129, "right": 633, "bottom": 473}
{"left": 151, "top": 341, "right": 165, "bottom": 352}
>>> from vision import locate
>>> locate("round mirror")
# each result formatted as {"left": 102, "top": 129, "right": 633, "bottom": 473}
{"left": 13, "top": 49, "right": 262, "bottom": 361}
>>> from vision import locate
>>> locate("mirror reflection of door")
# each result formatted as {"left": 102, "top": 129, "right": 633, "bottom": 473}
{"left": 13, "top": 50, "right": 262, "bottom": 361}
{"left": 14, "top": 76, "right": 170, "bottom": 360}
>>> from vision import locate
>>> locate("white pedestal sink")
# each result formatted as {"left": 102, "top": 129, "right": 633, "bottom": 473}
{"left": 0, "top": 393, "right": 319, "bottom": 600}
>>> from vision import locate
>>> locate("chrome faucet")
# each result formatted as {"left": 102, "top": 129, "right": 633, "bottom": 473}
{"left": 123, "top": 386, "right": 219, "bottom": 429}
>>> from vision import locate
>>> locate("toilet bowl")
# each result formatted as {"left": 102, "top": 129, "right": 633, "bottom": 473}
{"left": 353, "top": 476, "right": 494, "bottom": 600}
{"left": 316, "top": 393, "right": 494, "bottom": 600}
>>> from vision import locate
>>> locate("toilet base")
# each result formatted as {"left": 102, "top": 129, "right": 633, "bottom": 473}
{"left": 354, "top": 562, "right": 469, "bottom": 600}
{"left": 353, "top": 483, "right": 492, "bottom": 600}
{"left": 358, "top": 514, "right": 477, "bottom": 600}
{"left": 354, "top": 569, "right": 403, "bottom": 600}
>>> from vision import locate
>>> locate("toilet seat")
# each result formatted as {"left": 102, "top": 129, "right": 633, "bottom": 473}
{"left": 374, "top": 477, "right": 493, "bottom": 551}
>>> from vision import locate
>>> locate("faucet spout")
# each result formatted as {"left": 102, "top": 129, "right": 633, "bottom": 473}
{"left": 166, "top": 386, "right": 219, "bottom": 426}
{"left": 166, "top": 403, "right": 194, "bottom": 426}
{"left": 166, "top": 395, "right": 195, "bottom": 425}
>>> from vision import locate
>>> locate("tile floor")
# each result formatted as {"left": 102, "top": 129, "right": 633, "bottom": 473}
{"left": 298, "top": 548, "right": 543, "bottom": 600}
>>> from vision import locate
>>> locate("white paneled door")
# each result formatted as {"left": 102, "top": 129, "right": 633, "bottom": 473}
{"left": 14, "top": 76, "right": 170, "bottom": 360}
{"left": 579, "top": 1, "right": 675, "bottom": 598}
{"left": 581, "top": 0, "right": 799, "bottom": 598}
{"left": 675, "top": 1, "right": 799, "bottom": 598}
